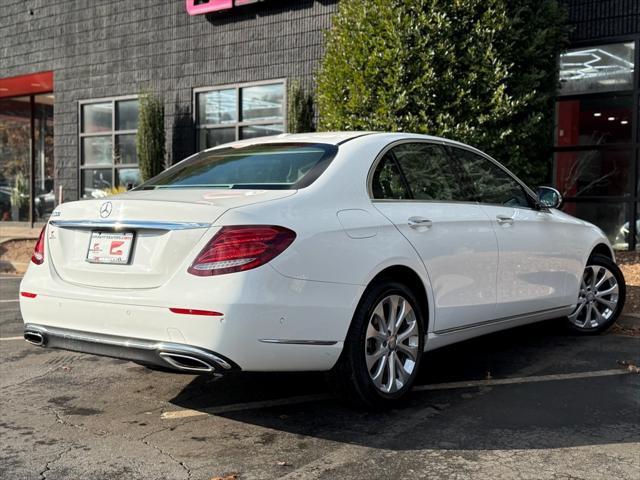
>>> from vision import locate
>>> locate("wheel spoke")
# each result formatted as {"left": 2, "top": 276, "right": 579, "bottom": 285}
{"left": 594, "top": 270, "right": 613, "bottom": 289}
{"left": 584, "top": 303, "right": 594, "bottom": 327}
{"left": 370, "top": 354, "right": 387, "bottom": 389}
{"left": 397, "top": 319, "right": 418, "bottom": 343}
{"left": 397, "top": 341, "right": 418, "bottom": 361}
{"left": 366, "top": 348, "right": 386, "bottom": 372}
{"left": 590, "top": 266, "right": 601, "bottom": 289}
{"left": 386, "top": 351, "right": 396, "bottom": 393}
{"left": 394, "top": 353, "right": 408, "bottom": 386}
{"left": 592, "top": 305, "right": 604, "bottom": 325}
{"left": 394, "top": 298, "right": 410, "bottom": 333}
{"left": 595, "top": 296, "right": 617, "bottom": 310}
{"left": 595, "top": 283, "right": 618, "bottom": 298}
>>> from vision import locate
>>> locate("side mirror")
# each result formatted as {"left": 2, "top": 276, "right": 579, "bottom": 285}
{"left": 537, "top": 186, "right": 563, "bottom": 209}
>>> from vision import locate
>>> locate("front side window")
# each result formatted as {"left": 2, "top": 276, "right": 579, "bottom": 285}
{"left": 196, "top": 82, "right": 285, "bottom": 150}
{"left": 450, "top": 147, "right": 532, "bottom": 208}
{"left": 138, "top": 143, "right": 336, "bottom": 190}
{"left": 79, "top": 98, "right": 140, "bottom": 198}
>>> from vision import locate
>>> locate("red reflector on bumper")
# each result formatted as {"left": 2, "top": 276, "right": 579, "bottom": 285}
{"left": 169, "top": 308, "right": 223, "bottom": 317}
{"left": 20, "top": 292, "right": 37, "bottom": 298}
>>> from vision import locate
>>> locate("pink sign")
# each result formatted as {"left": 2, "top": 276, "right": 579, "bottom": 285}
{"left": 186, "top": 0, "right": 262, "bottom": 16}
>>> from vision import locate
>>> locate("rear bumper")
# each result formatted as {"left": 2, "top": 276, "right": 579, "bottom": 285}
{"left": 23, "top": 323, "right": 239, "bottom": 374}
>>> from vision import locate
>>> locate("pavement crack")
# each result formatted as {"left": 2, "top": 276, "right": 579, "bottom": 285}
{"left": 39, "top": 446, "right": 73, "bottom": 480}
{"left": 139, "top": 430, "right": 192, "bottom": 479}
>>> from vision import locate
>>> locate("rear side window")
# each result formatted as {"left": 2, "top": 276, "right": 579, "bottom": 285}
{"left": 449, "top": 147, "right": 532, "bottom": 208}
{"left": 371, "top": 153, "right": 411, "bottom": 199}
{"left": 137, "top": 143, "right": 338, "bottom": 190}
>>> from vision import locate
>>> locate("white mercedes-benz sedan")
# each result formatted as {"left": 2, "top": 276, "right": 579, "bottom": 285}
{"left": 20, "top": 132, "right": 625, "bottom": 407}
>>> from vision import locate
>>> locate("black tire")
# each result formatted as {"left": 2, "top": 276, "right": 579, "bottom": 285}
{"left": 330, "top": 280, "right": 425, "bottom": 409}
{"left": 566, "top": 254, "right": 626, "bottom": 335}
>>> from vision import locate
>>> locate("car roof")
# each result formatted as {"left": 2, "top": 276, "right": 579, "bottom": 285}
{"left": 202, "top": 131, "right": 474, "bottom": 150}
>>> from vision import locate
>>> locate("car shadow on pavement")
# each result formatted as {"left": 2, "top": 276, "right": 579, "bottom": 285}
{"left": 168, "top": 320, "right": 640, "bottom": 451}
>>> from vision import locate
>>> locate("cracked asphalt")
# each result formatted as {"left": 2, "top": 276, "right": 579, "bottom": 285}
{"left": 1, "top": 274, "right": 639, "bottom": 480}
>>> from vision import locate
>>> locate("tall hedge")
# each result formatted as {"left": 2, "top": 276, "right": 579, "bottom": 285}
{"left": 317, "top": 0, "right": 568, "bottom": 186}
{"left": 137, "top": 92, "right": 166, "bottom": 182}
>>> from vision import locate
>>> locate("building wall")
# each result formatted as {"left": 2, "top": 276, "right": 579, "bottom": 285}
{"left": 562, "top": 0, "right": 640, "bottom": 41}
{"left": 0, "top": 0, "right": 338, "bottom": 201}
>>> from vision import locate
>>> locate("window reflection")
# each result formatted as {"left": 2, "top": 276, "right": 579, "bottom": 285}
{"left": 559, "top": 42, "right": 634, "bottom": 95}
{"left": 555, "top": 150, "right": 632, "bottom": 198}
{"left": 241, "top": 84, "right": 284, "bottom": 122}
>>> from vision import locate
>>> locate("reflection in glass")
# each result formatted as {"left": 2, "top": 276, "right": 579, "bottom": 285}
{"left": 82, "top": 169, "right": 113, "bottom": 199}
{"left": 117, "top": 168, "right": 141, "bottom": 189}
{"left": 563, "top": 202, "right": 629, "bottom": 249}
{"left": 116, "top": 100, "right": 139, "bottom": 131}
{"left": 613, "top": 203, "right": 639, "bottom": 250}
{"left": 555, "top": 150, "right": 631, "bottom": 198}
{"left": 0, "top": 97, "right": 31, "bottom": 221}
{"left": 198, "top": 89, "right": 236, "bottom": 125}
{"left": 115, "top": 134, "right": 137, "bottom": 164}
{"left": 241, "top": 84, "right": 284, "bottom": 122}
{"left": 240, "top": 124, "right": 284, "bottom": 139}
{"left": 559, "top": 42, "right": 634, "bottom": 95}
{"left": 556, "top": 96, "right": 632, "bottom": 146}
{"left": 34, "top": 94, "right": 55, "bottom": 220}
{"left": 82, "top": 136, "right": 113, "bottom": 165}
{"left": 199, "top": 127, "right": 236, "bottom": 149}
{"left": 82, "top": 103, "right": 113, "bottom": 133}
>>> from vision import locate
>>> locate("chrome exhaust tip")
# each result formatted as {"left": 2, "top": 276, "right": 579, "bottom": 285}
{"left": 159, "top": 352, "right": 215, "bottom": 373}
{"left": 24, "top": 331, "right": 45, "bottom": 346}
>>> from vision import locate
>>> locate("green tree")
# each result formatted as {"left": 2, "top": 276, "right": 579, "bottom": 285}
{"left": 317, "top": 0, "right": 567, "bottom": 186}
{"left": 287, "top": 80, "right": 315, "bottom": 133}
{"left": 136, "top": 92, "right": 166, "bottom": 182}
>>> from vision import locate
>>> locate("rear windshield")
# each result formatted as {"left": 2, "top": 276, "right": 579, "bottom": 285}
{"left": 137, "top": 143, "right": 338, "bottom": 190}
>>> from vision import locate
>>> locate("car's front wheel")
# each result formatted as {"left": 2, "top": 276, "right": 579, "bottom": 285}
{"left": 567, "top": 254, "right": 626, "bottom": 334}
{"left": 331, "top": 280, "right": 425, "bottom": 408}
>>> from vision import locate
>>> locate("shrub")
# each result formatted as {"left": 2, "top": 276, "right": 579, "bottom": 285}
{"left": 287, "top": 80, "right": 315, "bottom": 133}
{"left": 136, "top": 92, "right": 166, "bottom": 182}
{"left": 317, "top": 0, "right": 568, "bottom": 186}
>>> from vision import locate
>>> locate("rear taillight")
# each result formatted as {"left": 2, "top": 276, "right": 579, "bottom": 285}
{"left": 31, "top": 225, "right": 46, "bottom": 265}
{"left": 188, "top": 225, "right": 296, "bottom": 276}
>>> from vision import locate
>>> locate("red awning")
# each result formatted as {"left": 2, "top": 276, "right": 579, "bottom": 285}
{"left": 0, "top": 71, "right": 53, "bottom": 99}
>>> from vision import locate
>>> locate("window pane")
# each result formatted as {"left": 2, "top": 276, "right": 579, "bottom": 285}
{"left": 116, "top": 100, "right": 139, "bottom": 131}
{"left": 115, "top": 134, "right": 137, "bottom": 165}
{"left": 371, "top": 154, "right": 410, "bottom": 199}
{"left": 392, "top": 143, "right": 465, "bottom": 201}
{"left": 0, "top": 96, "right": 31, "bottom": 221}
{"left": 141, "top": 144, "right": 336, "bottom": 190}
{"left": 34, "top": 94, "right": 55, "bottom": 221}
{"left": 563, "top": 202, "right": 630, "bottom": 248}
{"left": 117, "top": 168, "right": 141, "bottom": 189}
{"left": 240, "top": 123, "right": 284, "bottom": 139}
{"left": 81, "top": 168, "right": 113, "bottom": 199}
{"left": 198, "top": 127, "right": 236, "bottom": 150}
{"left": 197, "top": 89, "right": 236, "bottom": 125}
{"left": 559, "top": 42, "right": 635, "bottom": 95}
{"left": 241, "top": 84, "right": 284, "bottom": 122}
{"left": 452, "top": 148, "right": 531, "bottom": 207}
{"left": 82, "top": 102, "right": 112, "bottom": 133}
{"left": 612, "top": 203, "right": 639, "bottom": 250}
{"left": 556, "top": 96, "right": 632, "bottom": 146}
{"left": 82, "top": 136, "right": 112, "bottom": 165}
{"left": 555, "top": 150, "right": 632, "bottom": 197}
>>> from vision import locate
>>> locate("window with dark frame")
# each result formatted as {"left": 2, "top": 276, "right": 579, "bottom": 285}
{"left": 194, "top": 81, "right": 286, "bottom": 151}
{"left": 79, "top": 97, "right": 140, "bottom": 199}
{"left": 554, "top": 39, "right": 639, "bottom": 250}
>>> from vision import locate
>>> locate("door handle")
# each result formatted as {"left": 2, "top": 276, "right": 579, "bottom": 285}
{"left": 496, "top": 214, "right": 514, "bottom": 225}
{"left": 408, "top": 217, "right": 433, "bottom": 229}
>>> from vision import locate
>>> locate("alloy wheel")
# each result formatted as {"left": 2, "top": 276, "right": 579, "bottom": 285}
{"left": 568, "top": 265, "right": 620, "bottom": 330}
{"left": 365, "top": 295, "right": 420, "bottom": 394}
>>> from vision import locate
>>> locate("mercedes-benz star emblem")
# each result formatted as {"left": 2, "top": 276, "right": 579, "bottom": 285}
{"left": 99, "top": 201, "right": 113, "bottom": 218}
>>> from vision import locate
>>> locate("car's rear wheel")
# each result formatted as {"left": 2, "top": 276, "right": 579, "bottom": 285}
{"left": 330, "top": 280, "right": 425, "bottom": 408}
{"left": 566, "top": 254, "right": 625, "bottom": 334}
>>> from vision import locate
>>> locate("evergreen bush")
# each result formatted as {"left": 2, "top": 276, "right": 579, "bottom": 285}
{"left": 136, "top": 92, "right": 166, "bottom": 182}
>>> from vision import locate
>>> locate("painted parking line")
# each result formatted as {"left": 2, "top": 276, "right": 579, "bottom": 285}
{"left": 0, "top": 336, "right": 24, "bottom": 341}
{"left": 161, "top": 368, "right": 633, "bottom": 420}
{"left": 0, "top": 299, "right": 19, "bottom": 303}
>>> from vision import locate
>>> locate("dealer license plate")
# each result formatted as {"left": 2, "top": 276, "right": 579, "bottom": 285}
{"left": 86, "top": 231, "right": 134, "bottom": 265}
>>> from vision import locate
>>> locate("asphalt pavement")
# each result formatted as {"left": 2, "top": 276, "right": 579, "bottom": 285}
{"left": 0, "top": 274, "right": 638, "bottom": 480}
